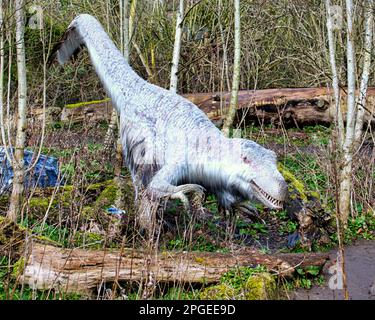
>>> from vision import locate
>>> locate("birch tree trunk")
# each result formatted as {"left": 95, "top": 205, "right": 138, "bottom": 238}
{"left": 0, "top": 1, "right": 4, "bottom": 146}
{"left": 169, "top": 0, "right": 184, "bottom": 93}
{"left": 326, "top": 1, "right": 373, "bottom": 228}
{"left": 339, "top": 0, "right": 356, "bottom": 226}
{"left": 218, "top": 0, "right": 231, "bottom": 93}
{"left": 354, "top": 0, "right": 373, "bottom": 148}
{"left": 324, "top": 1, "right": 356, "bottom": 300}
{"left": 7, "top": 0, "right": 27, "bottom": 222}
{"left": 222, "top": 0, "right": 241, "bottom": 137}
{"left": 325, "top": 0, "right": 344, "bottom": 145}
{"left": 0, "top": 2, "right": 13, "bottom": 166}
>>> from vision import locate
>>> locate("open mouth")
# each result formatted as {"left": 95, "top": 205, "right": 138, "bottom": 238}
{"left": 250, "top": 181, "right": 283, "bottom": 209}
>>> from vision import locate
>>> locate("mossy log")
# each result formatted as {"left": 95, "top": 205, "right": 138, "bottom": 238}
{"left": 56, "top": 88, "right": 375, "bottom": 126}
{"left": 0, "top": 218, "right": 329, "bottom": 295}
{"left": 184, "top": 87, "right": 375, "bottom": 125}
{"left": 60, "top": 99, "right": 113, "bottom": 123}
{"left": 278, "top": 163, "right": 333, "bottom": 249}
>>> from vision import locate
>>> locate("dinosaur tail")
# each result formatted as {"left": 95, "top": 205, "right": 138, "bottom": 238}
{"left": 49, "top": 14, "right": 117, "bottom": 65}
{"left": 48, "top": 18, "right": 83, "bottom": 66}
{"left": 49, "top": 14, "right": 141, "bottom": 112}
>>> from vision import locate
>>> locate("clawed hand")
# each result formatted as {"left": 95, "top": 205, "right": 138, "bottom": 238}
{"left": 168, "top": 184, "right": 205, "bottom": 210}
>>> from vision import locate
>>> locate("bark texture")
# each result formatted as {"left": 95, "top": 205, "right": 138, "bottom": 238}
{"left": 222, "top": 0, "right": 241, "bottom": 136}
{"left": 7, "top": 0, "right": 27, "bottom": 222}
{"left": 0, "top": 218, "right": 330, "bottom": 295}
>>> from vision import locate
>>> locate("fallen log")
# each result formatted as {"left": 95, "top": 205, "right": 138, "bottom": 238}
{"left": 184, "top": 87, "right": 375, "bottom": 125}
{"left": 0, "top": 218, "right": 330, "bottom": 295}
{"left": 55, "top": 87, "right": 375, "bottom": 126}
{"left": 60, "top": 98, "right": 112, "bottom": 123}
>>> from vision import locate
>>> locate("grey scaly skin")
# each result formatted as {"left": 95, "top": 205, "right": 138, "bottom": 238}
{"left": 52, "top": 14, "right": 288, "bottom": 228}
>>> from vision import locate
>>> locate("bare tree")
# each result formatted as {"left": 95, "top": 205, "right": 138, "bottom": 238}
{"left": 325, "top": 0, "right": 344, "bottom": 145}
{"left": 325, "top": 0, "right": 350, "bottom": 300}
{"left": 0, "top": 2, "right": 5, "bottom": 149}
{"left": 169, "top": 0, "right": 184, "bottom": 93}
{"left": 340, "top": 0, "right": 373, "bottom": 225}
{"left": 0, "top": 1, "right": 13, "bottom": 167}
{"left": 7, "top": 0, "right": 27, "bottom": 222}
{"left": 326, "top": 0, "right": 373, "bottom": 226}
{"left": 354, "top": 0, "right": 373, "bottom": 147}
{"left": 222, "top": 0, "right": 241, "bottom": 137}
{"left": 325, "top": 0, "right": 373, "bottom": 300}
{"left": 337, "top": 0, "right": 357, "bottom": 227}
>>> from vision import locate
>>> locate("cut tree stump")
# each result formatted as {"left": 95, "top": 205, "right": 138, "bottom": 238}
{"left": 0, "top": 218, "right": 330, "bottom": 294}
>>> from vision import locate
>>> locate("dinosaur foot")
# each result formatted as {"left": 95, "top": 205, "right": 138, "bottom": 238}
{"left": 137, "top": 190, "right": 160, "bottom": 239}
{"left": 236, "top": 202, "right": 265, "bottom": 224}
{"left": 137, "top": 184, "right": 206, "bottom": 238}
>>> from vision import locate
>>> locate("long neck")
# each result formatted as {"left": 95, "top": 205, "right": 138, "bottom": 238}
{"left": 74, "top": 15, "right": 146, "bottom": 113}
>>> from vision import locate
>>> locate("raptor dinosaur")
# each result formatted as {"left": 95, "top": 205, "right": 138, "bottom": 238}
{"left": 51, "top": 14, "right": 288, "bottom": 230}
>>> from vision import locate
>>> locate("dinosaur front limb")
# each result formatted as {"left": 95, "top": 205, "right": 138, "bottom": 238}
{"left": 147, "top": 165, "right": 205, "bottom": 203}
{"left": 151, "top": 183, "right": 205, "bottom": 209}
{"left": 137, "top": 165, "right": 205, "bottom": 233}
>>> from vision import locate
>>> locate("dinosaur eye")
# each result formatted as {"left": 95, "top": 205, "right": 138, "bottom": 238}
{"left": 243, "top": 156, "right": 251, "bottom": 164}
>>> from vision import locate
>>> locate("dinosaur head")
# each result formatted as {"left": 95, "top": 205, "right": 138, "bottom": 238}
{"left": 231, "top": 138, "right": 288, "bottom": 209}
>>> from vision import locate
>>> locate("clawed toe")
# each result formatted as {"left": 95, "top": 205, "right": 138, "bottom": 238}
{"left": 170, "top": 191, "right": 190, "bottom": 209}
{"left": 236, "top": 202, "right": 265, "bottom": 223}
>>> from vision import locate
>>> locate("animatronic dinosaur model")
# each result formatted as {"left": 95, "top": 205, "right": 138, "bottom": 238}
{"left": 51, "top": 14, "right": 288, "bottom": 229}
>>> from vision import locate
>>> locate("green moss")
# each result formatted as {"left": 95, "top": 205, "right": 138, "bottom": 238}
{"left": 97, "top": 184, "right": 117, "bottom": 205}
{"left": 199, "top": 272, "right": 276, "bottom": 300}
{"left": 35, "top": 235, "right": 61, "bottom": 246}
{"left": 194, "top": 257, "right": 206, "bottom": 264}
{"left": 81, "top": 206, "right": 95, "bottom": 219}
{"left": 200, "top": 266, "right": 277, "bottom": 300}
{"left": 28, "top": 197, "right": 52, "bottom": 212}
{"left": 0, "top": 195, "right": 9, "bottom": 207}
{"left": 309, "top": 191, "right": 320, "bottom": 199}
{"left": 73, "top": 231, "right": 104, "bottom": 249}
{"left": 80, "top": 180, "right": 118, "bottom": 220}
{"left": 12, "top": 257, "right": 25, "bottom": 278}
{"left": 65, "top": 98, "right": 111, "bottom": 109}
{"left": 199, "top": 284, "right": 236, "bottom": 300}
{"left": 243, "top": 273, "right": 276, "bottom": 300}
{"left": 27, "top": 180, "right": 118, "bottom": 221}
{"left": 278, "top": 163, "right": 308, "bottom": 202}
{"left": 0, "top": 217, "right": 7, "bottom": 245}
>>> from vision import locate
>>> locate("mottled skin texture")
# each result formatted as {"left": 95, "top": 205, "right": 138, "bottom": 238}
{"left": 53, "top": 14, "right": 288, "bottom": 227}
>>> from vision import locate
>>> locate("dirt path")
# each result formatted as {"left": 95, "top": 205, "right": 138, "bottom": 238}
{"left": 293, "top": 239, "right": 375, "bottom": 300}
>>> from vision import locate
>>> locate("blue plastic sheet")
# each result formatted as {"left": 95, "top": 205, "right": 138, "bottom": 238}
{"left": 0, "top": 147, "right": 60, "bottom": 194}
{"left": 287, "top": 231, "right": 300, "bottom": 248}
{"left": 106, "top": 205, "right": 126, "bottom": 216}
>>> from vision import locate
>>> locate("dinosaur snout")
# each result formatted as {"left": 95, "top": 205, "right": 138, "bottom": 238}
{"left": 250, "top": 176, "right": 288, "bottom": 209}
